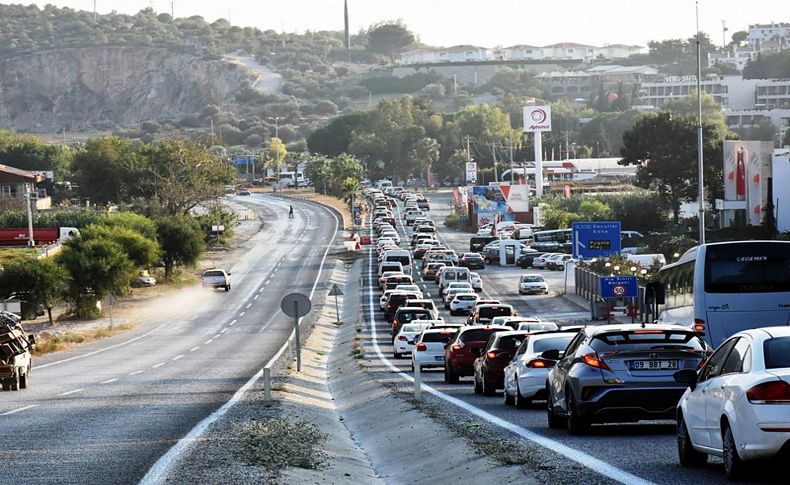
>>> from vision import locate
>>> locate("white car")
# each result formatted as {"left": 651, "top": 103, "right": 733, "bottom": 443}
{"left": 518, "top": 274, "right": 549, "bottom": 295}
{"left": 380, "top": 230, "right": 400, "bottom": 244}
{"left": 449, "top": 293, "right": 479, "bottom": 316}
{"left": 675, "top": 327, "right": 790, "bottom": 479}
{"left": 394, "top": 284, "right": 423, "bottom": 298}
{"left": 469, "top": 272, "right": 483, "bottom": 292}
{"left": 411, "top": 328, "right": 458, "bottom": 371}
{"left": 444, "top": 287, "right": 474, "bottom": 309}
{"left": 532, "top": 253, "right": 559, "bottom": 269}
{"left": 503, "top": 332, "right": 576, "bottom": 408}
{"left": 393, "top": 322, "right": 432, "bottom": 359}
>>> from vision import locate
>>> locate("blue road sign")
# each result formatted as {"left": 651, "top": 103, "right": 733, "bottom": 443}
{"left": 232, "top": 155, "right": 258, "bottom": 165}
{"left": 572, "top": 221, "right": 621, "bottom": 258}
{"left": 600, "top": 276, "right": 639, "bottom": 298}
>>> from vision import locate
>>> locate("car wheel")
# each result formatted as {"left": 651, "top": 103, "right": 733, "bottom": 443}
{"left": 677, "top": 414, "right": 707, "bottom": 467}
{"left": 446, "top": 363, "right": 460, "bottom": 384}
{"left": 225, "top": 285, "right": 230, "bottom": 292}
{"left": 723, "top": 424, "right": 748, "bottom": 480}
{"left": 503, "top": 387, "right": 515, "bottom": 405}
{"left": 1, "top": 380, "right": 10, "bottom": 391}
{"left": 566, "top": 389, "right": 589, "bottom": 435}
{"left": 515, "top": 382, "right": 531, "bottom": 409}
{"left": 473, "top": 374, "right": 483, "bottom": 394}
{"left": 9, "top": 372, "right": 20, "bottom": 391}
{"left": 482, "top": 375, "right": 496, "bottom": 396}
{"left": 546, "top": 386, "right": 565, "bottom": 428}
{"left": 393, "top": 351, "right": 401, "bottom": 359}
{"left": 19, "top": 369, "right": 28, "bottom": 390}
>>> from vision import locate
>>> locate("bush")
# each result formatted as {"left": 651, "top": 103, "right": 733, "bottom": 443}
{"left": 444, "top": 213, "right": 461, "bottom": 228}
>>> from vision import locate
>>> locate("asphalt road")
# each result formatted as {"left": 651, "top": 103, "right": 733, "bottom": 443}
{"left": 363, "top": 191, "right": 784, "bottom": 485}
{"left": 0, "top": 194, "right": 338, "bottom": 484}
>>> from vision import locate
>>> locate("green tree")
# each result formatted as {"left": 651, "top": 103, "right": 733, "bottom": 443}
{"left": 408, "top": 137, "right": 440, "bottom": 182}
{"left": 82, "top": 224, "right": 160, "bottom": 269}
{"left": 662, "top": 91, "right": 726, "bottom": 126}
{"left": 366, "top": 21, "right": 415, "bottom": 63}
{"left": 306, "top": 112, "right": 370, "bottom": 157}
{"left": 95, "top": 212, "right": 158, "bottom": 241}
{"left": 71, "top": 137, "right": 145, "bottom": 205}
{"left": 731, "top": 31, "right": 748, "bottom": 44}
{"left": 304, "top": 154, "right": 332, "bottom": 194}
{"left": 155, "top": 215, "right": 205, "bottom": 280}
{"left": 578, "top": 200, "right": 612, "bottom": 220}
{"left": 57, "top": 238, "right": 135, "bottom": 318}
{"left": 0, "top": 258, "right": 69, "bottom": 325}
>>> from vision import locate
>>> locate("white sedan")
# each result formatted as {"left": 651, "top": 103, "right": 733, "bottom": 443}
{"left": 518, "top": 274, "right": 549, "bottom": 295}
{"left": 393, "top": 322, "right": 432, "bottom": 359}
{"left": 503, "top": 332, "right": 576, "bottom": 408}
{"left": 394, "top": 284, "right": 423, "bottom": 298}
{"left": 411, "top": 328, "right": 457, "bottom": 371}
{"left": 469, "top": 272, "right": 483, "bottom": 292}
{"left": 448, "top": 293, "right": 479, "bottom": 316}
{"left": 675, "top": 326, "right": 790, "bottom": 480}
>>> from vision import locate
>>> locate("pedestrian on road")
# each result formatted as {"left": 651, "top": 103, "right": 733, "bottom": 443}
{"left": 289, "top": 205, "right": 294, "bottom": 219}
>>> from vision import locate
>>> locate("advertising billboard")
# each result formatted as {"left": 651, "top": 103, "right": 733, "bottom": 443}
{"left": 773, "top": 149, "right": 790, "bottom": 232}
{"left": 722, "top": 141, "right": 773, "bottom": 226}
{"left": 470, "top": 185, "right": 531, "bottom": 227}
{"left": 523, "top": 106, "right": 552, "bottom": 132}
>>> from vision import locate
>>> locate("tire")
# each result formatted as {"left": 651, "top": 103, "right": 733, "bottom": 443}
{"left": 224, "top": 284, "right": 230, "bottom": 292}
{"left": 566, "top": 390, "right": 589, "bottom": 434}
{"left": 504, "top": 388, "right": 515, "bottom": 405}
{"left": 677, "top": 415, "right": 707, "bottom": 467}
{"left": 393, "top": 351, "right": 401, "bottom": 359}
{"left": 19, "top": 369, "right": 28, "bottom": 390}
{"left": 515, "top": 381, "right": 531, "bottom": 409}
{"left": 723, "top": 425, "right": 748, "bottom": 480}
{"left": 446, "top": 362, "right": 460, "bottom": 384}
{"left": 473, "top": 374, "right": 483, "bottom": 394}
{"left": 9, "top": 372, "right": 20, "bottom": 391}
{"left": 546, "top": 386, "right": 565, "bottom": 428}
{"left": 482, "top": 375, "right": 496, "bottom": 396}
{"left": 1, "top": 380, "right": 9, "bottom": 391}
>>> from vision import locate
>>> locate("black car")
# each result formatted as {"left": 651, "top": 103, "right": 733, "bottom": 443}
{"left": 470, "top": 236, "right": 498, "bottom": 252}
{"left": 458, "top": 252, "right": 485, "bottom": 270}
{"left": 517, "top": 251, "right": 544, "bottom": 268}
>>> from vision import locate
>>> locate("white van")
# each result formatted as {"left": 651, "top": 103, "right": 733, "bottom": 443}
{"left": 383, "top": 249, "right": 412, "bottom": 276}
{"left": 377, "top": 180, "right": 393, "bottom": 191}
{"left": 439, "top": 267, "right": 471, "bottom": 295}
{"left": 378, "top": 261, "right": 403, "bottom": 277}
{"left": 278, "top": 171, "right": 305, "bottom": 187}
{"left": 625, "top": 253, "right": 666, "bottom": 268}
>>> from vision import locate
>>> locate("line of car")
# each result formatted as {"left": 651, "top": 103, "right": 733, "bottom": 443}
{"left": 365, "top": 186, "right": 790, "bottom": 480}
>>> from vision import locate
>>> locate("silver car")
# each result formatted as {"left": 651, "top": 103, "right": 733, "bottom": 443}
{"left": 545, "top": 324, "right": 708, "bottom": 434}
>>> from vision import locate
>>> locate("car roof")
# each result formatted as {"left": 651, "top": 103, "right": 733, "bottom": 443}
{"left": 458, "top": 325, "right": 510, "bottom": 333}
{"left": 739, "top": 327, "right": 790, "bottom": 338}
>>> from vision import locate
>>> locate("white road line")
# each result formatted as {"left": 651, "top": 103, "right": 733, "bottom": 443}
{"left": 273, "top": 268, "right": 278, "bottom": 273}
{"left": 220, "top": 328, "right": 228, "bottom": 334}
{"left": 239, "top": 312, "right": 246, "bottom": 317}
{"left": 129, "top": 371, "right": 144, "bottom": 376}
{"left": 364, "top": 213, "right": 655, "bottom": 485}
{"left": 141, "top": 196, "right": 340, "bottom": 485}
{"left": 253, "top": 295, "right": 260, "bottom": 300}
{"left": 1, "top": 404, "right": 39, "bottom": 416}
{"left": 214, "top": 334, "right": 221, "bottom": 338}
{"left": 230, "top": 319, "right": 237, "bottom": 325}
{"left": 258, "top": 288, "right": 264, "bottom": 293}
{"left": 100, "top": 378, "right": 118, "bottom": 384}
{"left": 190, "top": 346, "right": 200, "bottom": 352}
{"left": 172, "top": 355, "right": 184, "bottom": 361}
{"left": 204, "top": 339, "right": 213, "bottom": 344}
{"left": 59, "top": 388, "right": 84, "bottom": 396}
{"left": 152, "top": 363, "right": 166, "bottom": 369}
{"left": 246, "top": 303, "right": 252, "bottom": 309}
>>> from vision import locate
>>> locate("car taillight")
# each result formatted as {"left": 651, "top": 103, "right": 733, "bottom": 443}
{"left": 693, "top": 319, "right": 706, "bottom": 335}
{"left": 452, "top": 344, "right": 463, "bottom": 351}
{"left": 746, "top": 380, "right": 790, "bottom": 404}
{"left": 398, "top": 336, "right": 408, "bottom": 341}
{"left": 582, "top": 353, "right": 610, "bottom": 370}
{"left": 526, "top": 359, "right": 554, "bottom": 368}
{"left": 486, "top": 351, "right": 498, "bottom": 360}
{"left": 416, "top": 343, "right": 427, "bottom": 351}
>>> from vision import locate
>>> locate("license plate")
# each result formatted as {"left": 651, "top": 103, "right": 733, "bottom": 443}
{"left": 629, "top": 360, "right": 678, "bottom": 370}
{"left": 434, "top": 356, "right": 444, "bottom": 362}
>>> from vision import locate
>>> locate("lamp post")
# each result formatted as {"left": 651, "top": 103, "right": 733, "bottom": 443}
{"left": 268, "top": 116, "right": 283, "bottom": 139}
{"left": 695, "top": 1, "right": 706, "bottom": 244}
{"left": 24, "top": 188, "right": 36, "bottom": 247}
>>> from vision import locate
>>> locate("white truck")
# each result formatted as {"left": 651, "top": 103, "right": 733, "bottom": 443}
{"left": 0, "top": 311, "right": 34, "bottom": 391}
{"left": 202, "top": 269, "right": 232, "bottom": 291}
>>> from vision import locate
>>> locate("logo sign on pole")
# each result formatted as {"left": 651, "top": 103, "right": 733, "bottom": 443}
{"left": 465, "top": 162, "right": 477, "bottom": 185}
{"left": 600, "top": 276, "right": 639, "bottom": 299}
{"left": 523, "top": 106, "right": 552, "bottom": 132}
{"left": 572, "top": 221, "right": 621, "bottom": 259}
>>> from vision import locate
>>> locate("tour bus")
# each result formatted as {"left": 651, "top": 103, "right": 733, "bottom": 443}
{"left": 532, "top": 228, "right": 572, "bottom": 243}
{"left": 278, "top": 171, "right": 305, "bottom": 187}
{"left": 655, "top": 240, "right": 790, "bottom": 347}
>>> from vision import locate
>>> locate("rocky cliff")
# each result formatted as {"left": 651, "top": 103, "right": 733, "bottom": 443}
{"left": 0, "top": 47, "right": 252, "bottom": 132}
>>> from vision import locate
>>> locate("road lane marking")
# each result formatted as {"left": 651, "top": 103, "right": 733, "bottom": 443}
{"left": 141, "top": 197, "right": 341, "bottom": 485}
{"left": 246, "top": 303, "right": 252, "bottom": 309}
{"left": 239, "top": 312, "right": 245, "bottom": 317}
{"left": 258, "top": 288, "right": 264, "bottom": 293}
{"left": 100, "top": 378, "right": 118, "bottom": 384}
{"left": 253, "top": 295, "right": 260, "bottom": 300}
{"left": 220, "top": 328, "right": 228, "bottom": 334}
{"left": 364, "top": 216, "right": 656, "bottom": 485}
{"left": 152, "top": 363, "right": 165, "bottom": 369}
{"left": 59, "top": 389, "right": 84, "bottom": 396}
{"left": 129, "top": 371, "right": 144, "bottom": 376}
{"left": 230, "top": 319, "right": 237, "bottom": 325}
{"left": 214, "top": 334, "right": 221, "bottom": 338}
{"left": 190, "top": 346, "right": 200, "bottom": 352}
{"left": 172, "top": 355, "right": 184, "bottom": 361}
{"left": 204, "top": 339, "right": 213, "bottom": 344}
{"left": 1, "top": 404, "right": 39, "bottom": 416}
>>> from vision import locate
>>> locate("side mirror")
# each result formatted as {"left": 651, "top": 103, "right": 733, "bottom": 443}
{"left": 673, "top": 369, "right": 698, "bottom": 390}
{"left": 227, "top": 272, "right": 232, "bottom": 276}
{"left": 540, "top": 349, "right": 561, "bottom": 361}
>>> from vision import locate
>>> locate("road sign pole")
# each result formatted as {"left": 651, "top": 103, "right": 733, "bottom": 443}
{"left": 334, "top": 293, "right": 341, "bottom": 325}
{"left": 293, "top": 301, "right": 301, "bottom": 372}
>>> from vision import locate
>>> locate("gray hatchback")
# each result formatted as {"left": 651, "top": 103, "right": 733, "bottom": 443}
{"left": 545, "top": 324, "right": 708, "bottom": 434}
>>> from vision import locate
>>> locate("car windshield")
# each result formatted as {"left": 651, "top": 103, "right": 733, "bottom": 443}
{"left": 521, "top": 275, "right": 544, "bottom": 282}
{"left": 764, "top": 337, "right": 790, "bottom": 369}
{"left": 533, "top": 336, "right": 575, "bottom": 353}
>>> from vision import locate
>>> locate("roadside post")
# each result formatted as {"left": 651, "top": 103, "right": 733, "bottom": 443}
{"left": 280, "top": 293, "right": 312, "bottom": 372}
{"left": 414, "top": 363, "right": 422, "bottom": 400}
{"left": 328, "top": 284, "right": 343, "bottom": 325}
{"left": 108, "top": 293, "right": 116, "bottom": 328}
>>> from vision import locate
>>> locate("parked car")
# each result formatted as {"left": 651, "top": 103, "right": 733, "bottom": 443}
{"left": 393, "top": 322, "right": 433, "bottom": 359}
{"left": 674, "top": 327, "right": 790, "bottom": 480}
{"left": 546, "top": 254, "right": 574, "bottom": 271}
{"left": 449, "top": 293, "right": 479, "bottom": 316}
{"left": 444, "top": 325, "right": 510, "bottom": 383}
{"left": 532, "top": 253, "right": 559, "bottom": 269}
{"left": 458, "top": 252, "right": 486, "bottom": 270}
{"left": 136, "top": 271, "right": 156, "bottom": 287}
{"left": 516, "top": 251, "right": 545, "bottom": 269}
{"left": 412, "top": 328, "right": 458, "bottom": 372}
{"left": 518, "top": 274, "right": 549, "bottom": 295}
{"left": 503, "top": 332, "right": 576, "bottom": 408}
{"left": 473, "top": 331, "right": 530, "bottom": 396}
{"left": 546, "top": 324, "right": 708, "bottom": 434}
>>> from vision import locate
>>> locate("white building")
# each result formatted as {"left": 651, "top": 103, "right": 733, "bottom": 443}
{"left": 435, "top": 45, "right": 490, "bottom": 63}
{"left": 594, "top": 44, "right": 645, "bottom": 59}
{"left": 755, "top": 79, "right": 790, "bottom": 109}
{"left": 640, "top": 75, "right": 759, "bottom": 109}
{"left": 502, "top": 45, "right": 544, "bottom": 61}
{"left": 541, "top": 43, "right": 597, "bottom": 62}
{"left": 748, "top": 22, "right": 790, "bottom": 52}
{"left": 399, "top": 42, "right": 639, "bottom": 65}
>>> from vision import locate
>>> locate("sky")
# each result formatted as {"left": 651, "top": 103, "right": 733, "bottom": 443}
{"left": 9, "top": 0, "right": 790, "bottom": 48}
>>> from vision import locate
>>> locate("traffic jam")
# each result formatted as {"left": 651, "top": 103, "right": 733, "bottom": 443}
{"left": 362, "top": 185, "right": 790, "bottom": 483}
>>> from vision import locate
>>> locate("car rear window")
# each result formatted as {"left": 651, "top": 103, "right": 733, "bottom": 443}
{"left": 398, "top": 311, "right": 431, "bottom": 322}
{"left": 590, "top": 330, "right": 705, "bottom": 352}
{"left": 533, "top": 336, "right": 575, "bottom": 353}
{"left": 457, "top": 294, "right": 478, "bottom": 301}
{"left": 479, "top": 306, "right": 515, "bottom": 319}
{"left": 495, "top": 335, "right": 525, "bottom": 351}
{"left": 764, "top": 337, "right": 790, "bottom": 369}
{"left": 204, "top": 270, "right": 225, "bottom": 277}
{"left": 460, "top": 328, "right": 509, "bottom": 343}
{"left": 422, "top": 332, "right": 456, "bottom": 343}
{"left": 517, "top": 322, "right": 560, "bottom": 332}
{"left": 402, "top": 324, "right": 429, "bottom": 333}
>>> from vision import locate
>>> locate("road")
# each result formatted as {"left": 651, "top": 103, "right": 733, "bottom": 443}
{"left": 225, "top": 54, "right": 283, "bottom": 94}
{"left": 0, "top": 194, "right": 337, "bottom": 484}
{"left": 362, "top": 191, "right": 783, "bottom": 484}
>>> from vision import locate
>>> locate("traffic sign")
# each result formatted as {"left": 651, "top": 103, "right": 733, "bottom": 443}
{"left": 600, "top": 276, "right": 638, "bottom": 298}
{"left": 281, "top": 293, "right": 311, "bottom": 318}
{"left": 572, "top": 221, "right": 621, "bottom": 259}
{"left": 328, "top": 284, "right": 344, "bottom": 296}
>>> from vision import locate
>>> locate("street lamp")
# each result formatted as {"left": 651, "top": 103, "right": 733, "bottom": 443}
{"left": 268, "top": 116, "right": 283, "bottom": 139}
{"left": 24, "top": 188, "right": 36, "bottom": 247}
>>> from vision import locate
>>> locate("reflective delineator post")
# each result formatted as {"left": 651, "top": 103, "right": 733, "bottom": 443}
{"left": 414, "top": 364, "right": 422, "bottom": 400}
{"left": 264, "top": 367, "right": 272, "bottom": 400}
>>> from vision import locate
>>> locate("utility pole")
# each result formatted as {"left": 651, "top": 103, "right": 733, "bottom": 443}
{"left": 509, "top": 131, "right": 515, "bottom": 185}
{"left": 696, "top": 1, "right": 706, "bottom": 244}
{"left": 171, "top": 1, "right": 174, "bottom": 18}
{"left": 721, "top": 20, "right": 728, "bottom": 47}
{"left": 93, "top": 0, "right": 97, "bottom": 22}
{"left": 491, "top": 141, "right": 498, "bottom": 183}
{"left": 564, "top": 131, "right": 570, "bottom": 160}
{"left": 25, "top": 188, "right": 35, "bottom": 247}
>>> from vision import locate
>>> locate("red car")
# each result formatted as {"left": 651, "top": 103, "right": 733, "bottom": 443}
{"left": 459, "top": 252, "right": 486, "bottom": 270}
{"left": 444, "top": 325, "right": 510, "bottom": 384}
{"left": 472, "top": 331, "right": 530, "bottom": 396}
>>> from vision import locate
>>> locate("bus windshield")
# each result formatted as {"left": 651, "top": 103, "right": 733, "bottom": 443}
{"left": 705, "top": 243, "right": 790, "bottom": 293}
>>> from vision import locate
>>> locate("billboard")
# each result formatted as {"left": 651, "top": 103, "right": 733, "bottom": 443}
{"left": 773, "top": 148, "right": 790, "bottom": 232}
{"left": 523, "top": 106, "right": 552, "bottom": 132}
{"left": 722, "top": 141, "right": 773, "bottom": 226}
{"left": 470, "top": 185, "right": 530, "bottom": 227}
{"left": 465, "top": 162, "right": 477, "bottom": 185}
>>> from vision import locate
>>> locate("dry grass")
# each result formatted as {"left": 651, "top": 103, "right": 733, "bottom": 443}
{"left": 33, "top": 323, "right": 138, "bottom": 355}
